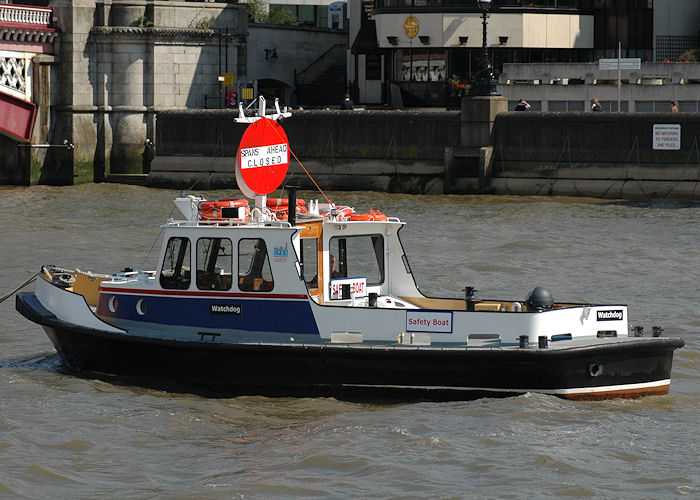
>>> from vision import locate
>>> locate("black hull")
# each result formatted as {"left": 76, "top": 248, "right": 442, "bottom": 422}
{"left": 17, "top": 292, "right": 684, "bottom": 401}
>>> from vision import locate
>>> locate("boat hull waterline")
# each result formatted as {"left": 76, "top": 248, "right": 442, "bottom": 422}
{"left": 17, "top": 291, "right": 682, "bottom": 401}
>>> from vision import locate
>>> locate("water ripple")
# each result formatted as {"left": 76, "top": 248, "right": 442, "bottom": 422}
{"left": 0, "top": 186, "right": 697, "bottom": 498}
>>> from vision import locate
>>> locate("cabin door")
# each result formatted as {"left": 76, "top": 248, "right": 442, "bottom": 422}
{"left": 299, "top": 221, "right": 323, "bottom": 303}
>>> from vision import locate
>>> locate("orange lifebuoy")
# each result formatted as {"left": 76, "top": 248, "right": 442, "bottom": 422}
{"left": 369, "top": 209, "right": 388, "bottom": 221}
{"left": 321, "top": 206, "right": 354, "bottom": 219}
{"left": 266, "top": 198, "right": 307, "bottom": 208}
{"left": 349, "top": 213, "right": 372, "bottom": 221}
{"left": 199, "top": 199, "right": 250, "bottom": 220}
{"left": 199, "top": 199, "right": 248, "bottom": 211}
{"left": 348, "top": 209, "right": 388, "bottom": 221}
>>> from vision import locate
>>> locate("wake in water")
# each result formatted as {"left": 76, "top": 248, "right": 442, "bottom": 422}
{"left": 0, "top": 352, "right": 61, "bottom": 370}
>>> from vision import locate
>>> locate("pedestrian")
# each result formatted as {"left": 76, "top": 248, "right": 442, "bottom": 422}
{"left": 591, "top": 98, "right": 602, "bottom": 112}
{"left": 671, "top": 100, "right": 679, "bottom": 112}
{"left": 514, "top": 99, "right": 530, "bottom": 111}
{"left": 340, "top": 93, "right": 354, "bottom": 110}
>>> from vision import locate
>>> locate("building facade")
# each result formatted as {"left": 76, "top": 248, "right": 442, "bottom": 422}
{"left": 349, "top": 0, "right": 699, "bottom": 107}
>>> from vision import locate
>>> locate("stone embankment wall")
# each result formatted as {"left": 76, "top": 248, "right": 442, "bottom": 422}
{"left": 151, "top": 108, "right": 700, "bottom": 200}
{"left": 152, "top": 109, "right": 461, "bottom": 194}
{"left": 489, "top": 112, "right": 700, "bottom": 200}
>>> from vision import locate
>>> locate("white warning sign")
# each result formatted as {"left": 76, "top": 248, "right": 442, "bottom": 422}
{"left": 653, "top": 124, "right": 681, "bottom": 150}
{"left": 240, "top": 143, "right": 289, "bottom": 169}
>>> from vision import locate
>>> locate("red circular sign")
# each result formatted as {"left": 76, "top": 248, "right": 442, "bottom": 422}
{"left": 236, "top": 118, "right": 290, "bottom": 196}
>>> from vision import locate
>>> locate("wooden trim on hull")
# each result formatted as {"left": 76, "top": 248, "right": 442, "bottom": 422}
{"left": 559, "top": 381, "right": 670, "bottom": 401}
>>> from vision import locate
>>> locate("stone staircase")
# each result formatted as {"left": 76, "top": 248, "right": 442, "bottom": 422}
{"left": 296, "top": 64, "right": 347, "bottom": 107}
{"left": 294, "top": 44, "right": 347, "bottom": 107}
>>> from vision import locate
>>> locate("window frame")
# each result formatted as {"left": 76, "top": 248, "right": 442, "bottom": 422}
{"left": 328, "top": 234, "right": 385, "bottom": 286}
{"left": 159, "top": 236, "right": 192, "bottom": 290}
{"left": 196, "top": 237, "right": 233, "bottom": 291}
{"left": 238, "top": 237, "right": 275, "bottom": 292}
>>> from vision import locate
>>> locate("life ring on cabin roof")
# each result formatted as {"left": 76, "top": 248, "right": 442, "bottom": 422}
{"left": 198, "top": 199, "right": 250, "bottom": 221}
{"left": 349, "top": 213, "right": 372, "bottom": 221}
{"left": 199, "top": 199, "right": 249, "bottom": 211}
{"left": 320, "top": 206, "right": 354, "bottom": 219}
{"left": 267, "top": 200, "right": 308, "bottom": 213}
{"left": 266, "top": 198, "right": 307, "bottom": 208}
{"left": 369, "top": 209, "right": 388, "bottom": 221}
{"left": 349, "top": 209, "right": 388, "bottom": 221}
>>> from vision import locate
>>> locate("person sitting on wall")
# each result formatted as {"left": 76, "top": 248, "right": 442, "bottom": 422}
{"left": 341, "top": 93, "right": 354, "bottom": 110}
{"left": 514, "top": 99, "right": 530, "bottom": 111}
{"left": 591, "top": 98, "right": 603, "bottom": 112}
{"left": 671, "top": 100, "right": 679, "bottom": 112}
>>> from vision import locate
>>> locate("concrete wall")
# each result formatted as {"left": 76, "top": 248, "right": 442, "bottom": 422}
{"left": 151, "top": 109, "right": 460, "bottom": 193}
{"left": 499, "top": 62, "right": 700, "bottom": 112}
{"left": 488, "top": 111, "right": 700, "bottom": 199}
{"left": 150, "top": 107, "right": 700, "bottom": 201}
{"left": 374, "top": 12, "right": 593, "bottom": 50}
{"left": 157, "top": 109, "right": 460, "bottom": 159}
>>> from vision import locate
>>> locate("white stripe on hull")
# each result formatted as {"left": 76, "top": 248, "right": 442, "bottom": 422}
{"left": 332, "top": 379, "right": 671, "bottom": 396}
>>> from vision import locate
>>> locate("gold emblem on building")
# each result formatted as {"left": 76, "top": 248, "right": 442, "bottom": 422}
{"left": 403, "top": 15, "right": 419, "bottom": 39}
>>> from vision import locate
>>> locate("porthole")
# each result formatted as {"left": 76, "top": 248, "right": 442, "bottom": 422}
{"left": 108, "top": 296, "right": 119, "bottom": 313}
{"left": 136, "top": 299, "right": 147, "bottom": 316}
{"left": 588, "top": 363, "right": 603, "bottom": 377}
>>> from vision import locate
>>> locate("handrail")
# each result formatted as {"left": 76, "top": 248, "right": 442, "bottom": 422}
{"left": 297, "top": 43, "right": 344, "bottom": 80}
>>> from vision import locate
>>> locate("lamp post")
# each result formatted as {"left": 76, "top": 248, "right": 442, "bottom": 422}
{"left": 472, "top": 0, "right": 499, "bottom": 96}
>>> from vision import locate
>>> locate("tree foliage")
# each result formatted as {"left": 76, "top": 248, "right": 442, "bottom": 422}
{"left": 244, "top": 0, "right": 299, "bottom": 25}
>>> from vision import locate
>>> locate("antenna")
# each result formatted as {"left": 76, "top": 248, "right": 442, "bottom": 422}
{"left": 235, "top": 96, "right": 291, "bottom": 124}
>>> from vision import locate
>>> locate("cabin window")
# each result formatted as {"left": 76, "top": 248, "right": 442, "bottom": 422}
{"left": 238, "top": 238, "right": 274, "bottom": 292}
{"left": 301, "top": 238, "right": 319, "bottom": 288}
{"left": 159, "top": 237, "right": 191, "bottom": 290}
{"left": 329, "top": 235, "right": 384, "bottom": 285}
{"left": 196, "top": 238, "right": 233, "bottom": 290}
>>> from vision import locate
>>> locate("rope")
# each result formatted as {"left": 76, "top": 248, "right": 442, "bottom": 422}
{"left": 498, "top": 135, "right": 513, "bottom": 195}
{"left": 289, "top": 144, "right": 331, "bottom": 205}
{"left": 140, "top": 226, "right": 166, "bottom": 270}
{"left": 386, "top": 132, "right": 401, "bottom": 185}
{"left": 269, "top": 120, "right": 331, "bottom": 204}
{"left": 0, "top": 273, "right": 37, "bottom": 304}
{"left": 183, "top": 133, "right": 229, "bottom": 195}
{"left": 324, "top": 132, "right": 336, "bottom": 169}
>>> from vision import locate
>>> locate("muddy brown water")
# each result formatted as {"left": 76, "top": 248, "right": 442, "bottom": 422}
{"left": 0, "top": 184, "right": 697, "bottom": 498}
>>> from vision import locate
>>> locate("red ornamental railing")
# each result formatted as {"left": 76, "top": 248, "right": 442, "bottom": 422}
{"left": 0, "top": 4, "right": 52, "bottom": 28}
{"left": 0, "top": 4, "right": 56, "bottom": 45}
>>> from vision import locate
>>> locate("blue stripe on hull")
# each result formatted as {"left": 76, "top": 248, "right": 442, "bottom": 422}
{"left": 97, "top": 294, "right": 320, "bottom": 335}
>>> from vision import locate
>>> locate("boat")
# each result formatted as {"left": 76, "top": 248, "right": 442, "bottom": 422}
{"left": 15, "top": 98, "right": 684, "bottom": 401}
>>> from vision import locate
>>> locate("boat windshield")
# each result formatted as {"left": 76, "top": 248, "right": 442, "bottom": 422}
{"left": 329, "top": 234, "right": 384, "bottom": 285}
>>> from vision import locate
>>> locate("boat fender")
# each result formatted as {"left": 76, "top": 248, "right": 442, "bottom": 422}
{"left": 511, "top": 301, "right": 523, "bottom": 312}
